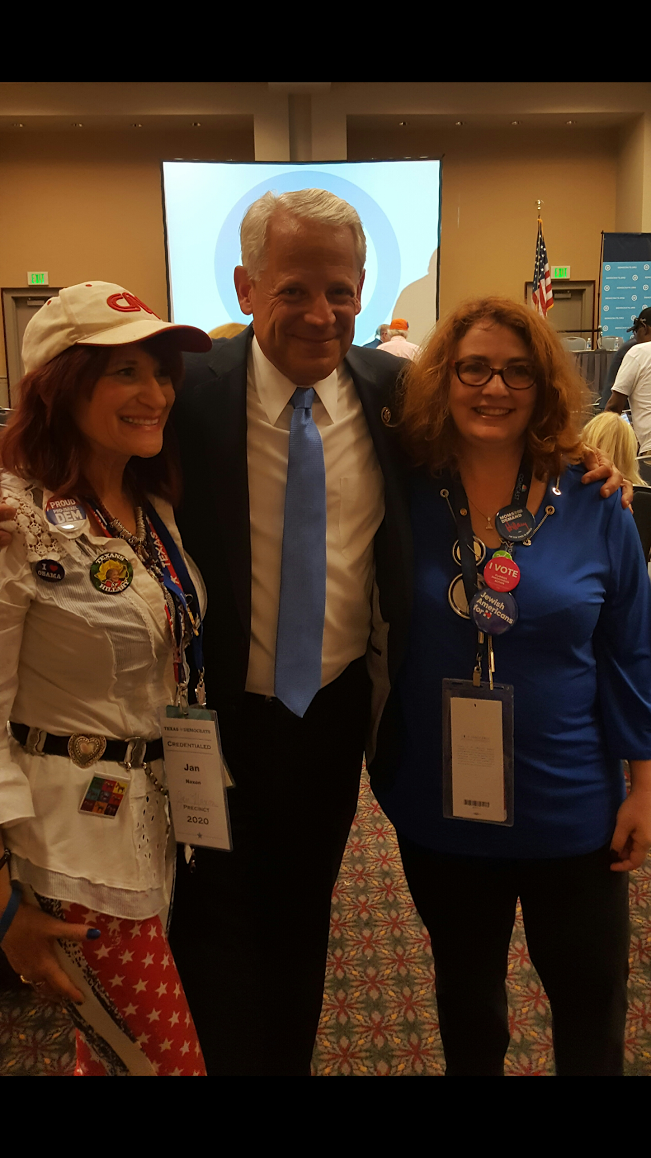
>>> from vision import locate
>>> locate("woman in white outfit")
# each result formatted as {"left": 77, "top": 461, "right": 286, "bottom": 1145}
{"left": 0, "top": 282, "right": 212, "bottom": 1075}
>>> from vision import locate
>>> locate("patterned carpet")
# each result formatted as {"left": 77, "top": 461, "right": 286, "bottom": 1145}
{"left": 1, "top": 768, "right": 650, "bottom": 1076}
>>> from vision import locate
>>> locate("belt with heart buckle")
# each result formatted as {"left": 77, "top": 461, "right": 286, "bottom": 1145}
{"left": 10, "top": 723, "right": 164, "bottom": 770}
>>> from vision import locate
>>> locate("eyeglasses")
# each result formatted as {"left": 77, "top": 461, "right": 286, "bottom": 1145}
{"left": 454, "top": 358, "right": 536, "bottom": 390}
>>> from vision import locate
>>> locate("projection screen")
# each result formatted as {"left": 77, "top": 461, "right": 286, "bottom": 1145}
{"left": 161, "top": 159, "right": 441, "bottom": 347}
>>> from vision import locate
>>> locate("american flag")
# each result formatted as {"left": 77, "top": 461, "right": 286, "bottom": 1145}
{"left": 532, "top": 218, "right": 554, "bottom": 316}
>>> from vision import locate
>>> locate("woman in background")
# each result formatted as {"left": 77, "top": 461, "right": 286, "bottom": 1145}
{"left": 583, "top": 411, "right": 647, "bottom": 487}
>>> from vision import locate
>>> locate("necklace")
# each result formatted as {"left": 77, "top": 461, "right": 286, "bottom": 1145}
{"left": 466, "top": 495, "right": 495, "bottom": 531}
{"left": 103, "top": 505, "right": 150, "bottom": 563}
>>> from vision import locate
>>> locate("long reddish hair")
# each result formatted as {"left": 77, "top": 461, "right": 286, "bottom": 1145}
{"left": 396, "top": 297, "right": 591, "bottom": 478}
{"left": 1, "top": 335, "right": 184, "bottom": 505}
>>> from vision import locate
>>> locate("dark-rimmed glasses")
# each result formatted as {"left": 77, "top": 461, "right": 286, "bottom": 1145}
{"left": 454, "top": 359, "right": 536, "bottom": 390}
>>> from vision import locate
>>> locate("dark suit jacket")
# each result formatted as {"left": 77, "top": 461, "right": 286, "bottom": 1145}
{"left": 171, "top": 325, "right": 412, "bottom": 769}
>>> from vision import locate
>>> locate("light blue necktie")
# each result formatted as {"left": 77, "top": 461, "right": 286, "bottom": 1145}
{"left": 274, "top": 387, "right": 327, "bottom": 717}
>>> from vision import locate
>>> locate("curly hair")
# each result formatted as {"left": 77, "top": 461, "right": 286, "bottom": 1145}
{"left": 0, "top": 334, "right": 184, "bottom": 505}
{"left": 396, "top": 297, "right": 591, "bottom": 479}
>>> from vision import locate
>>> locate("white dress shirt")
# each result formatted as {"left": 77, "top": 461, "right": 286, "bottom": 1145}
{"left": 246, "top": 338, "right": 385, "bottom": 696}
{"left": 379, "top": 335, "right": 420, "bottom": 361}
{"left": 0, "top": 472, "right": 206, "bottom": 919}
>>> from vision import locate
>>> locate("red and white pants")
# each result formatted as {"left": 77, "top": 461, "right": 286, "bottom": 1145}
{"left": 39, "top": 897, "right": 206, "bottom": 1076}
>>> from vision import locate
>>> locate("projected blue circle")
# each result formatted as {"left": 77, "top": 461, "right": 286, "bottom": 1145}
{"left": 213, "top": 169, "right": 401, "bottom": 340}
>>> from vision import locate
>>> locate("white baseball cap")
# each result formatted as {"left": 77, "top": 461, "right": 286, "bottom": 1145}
{"left": 22, "top": 281, "right": 212, "bottom": 374}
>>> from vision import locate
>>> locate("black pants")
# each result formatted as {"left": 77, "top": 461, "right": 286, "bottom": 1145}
{"left": 168, "top": 658, "right": 371, "bottom": 1076}
{"left": 397, "top": 836, "right": 630, "bottom": 1076}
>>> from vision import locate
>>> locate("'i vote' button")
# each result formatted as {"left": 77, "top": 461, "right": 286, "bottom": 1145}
{"left": 483, "top": 556, "right": 521, "bottom": 592}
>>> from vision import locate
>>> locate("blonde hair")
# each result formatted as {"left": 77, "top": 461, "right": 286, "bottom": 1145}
{"left": 397, "top": 296, "right": 591, "bottom": 480}
{"left": 582, "top": 411, "right": 647, "bottom": 486}
{"left": 239, "top": 189, "right": 367, "bottom": 280}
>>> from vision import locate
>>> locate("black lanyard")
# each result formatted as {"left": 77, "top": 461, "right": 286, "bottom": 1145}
{"left": 446, "top": 453, "right": 532, "bottom": 685}
{"left": 448, "top": 452, "right": 532, "bottom": 607}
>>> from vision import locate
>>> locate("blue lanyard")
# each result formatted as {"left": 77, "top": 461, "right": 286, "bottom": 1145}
{"left": 85, "top": 497, "right": 205, "bottom": 706}
{"left": 145, "top": 503, "right": 205, "bottom": 692}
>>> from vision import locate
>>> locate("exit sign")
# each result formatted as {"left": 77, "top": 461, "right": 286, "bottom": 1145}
{"left": 552, "top": 266, "right": 570, "bottom": 279}
{"left": 27, "top": 271, "right": 48, "bottom": 285}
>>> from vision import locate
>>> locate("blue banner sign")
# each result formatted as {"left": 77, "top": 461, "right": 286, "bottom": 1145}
{"left": 601, "top": 260, "right": 651, "bottom": 338}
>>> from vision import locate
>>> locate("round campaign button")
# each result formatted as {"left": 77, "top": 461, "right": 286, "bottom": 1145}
{"left": 90, "top": 552, "right": 133, "bottom": 594}
{"left": 483, "top": 555, "right": 521, "bottom": 593}
{"left": 470, "top": 588, "right": 518, "bottom": 635}
{"left": 494, "top": 504, "right": 535, "bottom": 543}
{"left": 35, "top": 559, "right": 65, "bottom": 583}
{"left": 492, "top": 549, "right": 513, "bottom": 559}
{"left": 45, "top": 498, "right": 87, "bottom": 531}
{"left": 452, "top": 537, "right": 486, "bottom": 567}
{"left": 448, "top": 574, "right": 470, "bottom": 619}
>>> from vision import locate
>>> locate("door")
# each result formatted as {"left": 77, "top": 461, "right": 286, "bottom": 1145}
{"left": 2, "top": 287, "right": 60, "bottom": 405}
{"left": 524, "top": 281, "right": 595, "bottom": 342}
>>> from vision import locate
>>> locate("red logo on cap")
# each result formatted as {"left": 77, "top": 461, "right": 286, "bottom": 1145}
{"left": 106, "top": 292, "right": 160, "bottom": 318}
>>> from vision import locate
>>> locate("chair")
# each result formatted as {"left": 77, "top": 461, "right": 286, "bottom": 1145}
{"left": 631, "top": 486, "right": 651, "bottom": 562}
{"left": 562, "top": 337, "right": 588, "bottom": 351}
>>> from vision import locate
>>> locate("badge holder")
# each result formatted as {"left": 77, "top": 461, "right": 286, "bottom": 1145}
{"left": 160, "top": 674, "right": 233, "bottom": 853}
{"left": 442, "top": 677, "right": 514, "bottom": 826}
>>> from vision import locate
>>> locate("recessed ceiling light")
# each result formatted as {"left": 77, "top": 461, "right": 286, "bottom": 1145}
{"left": 398, "top": 121, "right": 407, "bottom": 127}
{"left": 131, "top": 123, "right": 143, "bottom": 128}
{"left": 566, "top": 119, "right": 576, "bottom": 125}
{"left": 455, "top": 121, "right": 463, "bottom": 126}
{"left": 71, "top": 122, "right": 83, "bottom": 128}
{"left": 192, "top": 122, "right": 202, "bottom": 127}
{"left": 511, "top": 120, "right": 520, "bottom": 125}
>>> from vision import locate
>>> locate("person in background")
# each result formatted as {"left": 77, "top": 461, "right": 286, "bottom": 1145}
{"left": 380, "top": 319, "right": 420, "bottom": 361}
{"left": 600, "top": 315, "right": 644, "bottom": 408}
{"left": 606, "top": 308, "right": 651, "bottom": 481}
{"left": 371, "top": 297, "right": 651, "bottom": 1077}
{"left": 363, "top": 324, "right": 389, "bottom": 349}
{"left": 208, "top": 323, "right": 248, "bottom": 340}
{"left": 583, "top": 411, "right": 651, "bottom": 565}
{"left": 0, "top": 282, "right": 212, "bottom": 1076}
{"left": 582, "top": 412, "right": 647, "bottom": 487}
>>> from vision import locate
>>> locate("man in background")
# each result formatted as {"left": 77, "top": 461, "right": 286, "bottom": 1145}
{"left": 600, "top": 320, "right": 640, "bottom": 408}
{"left": 606, "top": 308, "right": 651, "bottom": 482}
{"left": 380, "top": 318, "right": 420, "bottom": 361}
{"left": 363, "top": 323, "right": 389, "bottom": 348}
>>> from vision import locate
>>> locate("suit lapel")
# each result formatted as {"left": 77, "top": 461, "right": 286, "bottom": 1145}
{"left": 345, "top": 347, "right": 413, "bottom": 672}
{"left": 202, "top": 328, "right": 252, "bottom": 640}
{"left": 344, "top": 345, "right": 410, "bottom": 520}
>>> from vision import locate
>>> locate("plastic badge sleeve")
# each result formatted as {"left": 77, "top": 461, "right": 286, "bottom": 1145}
{"left": 160, "top": 706, "right": 233, "bottom": 850}
{"left": 442, "top": 679, "right": 514, "bottom": 826}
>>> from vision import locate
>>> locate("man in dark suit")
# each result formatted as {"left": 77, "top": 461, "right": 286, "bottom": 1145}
{"left": 167, "top": 190, "right": 412, "bottom": 1076}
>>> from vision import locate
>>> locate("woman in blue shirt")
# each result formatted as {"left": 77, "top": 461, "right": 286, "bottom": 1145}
{"left": 373, "top": 297, "right": 651, "bottom": 1076}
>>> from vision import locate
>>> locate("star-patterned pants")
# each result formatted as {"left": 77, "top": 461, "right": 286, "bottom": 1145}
{"left": 39, "top": 898, "right": 206, "bottom": 1076}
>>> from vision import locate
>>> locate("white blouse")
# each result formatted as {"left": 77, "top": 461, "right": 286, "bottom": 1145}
{"left": 0, "top": 472, "right": 207, "bottom": 919}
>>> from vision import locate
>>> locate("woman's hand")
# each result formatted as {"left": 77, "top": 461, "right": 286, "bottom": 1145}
{"left": 1, "top": 903, "right": 99, "bottom": 1003}
{"left": 610, "top": 789, "right": 651, "bottom": 872}
{"left": 581, "top": 447, "right": 633, "bottom": 509}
